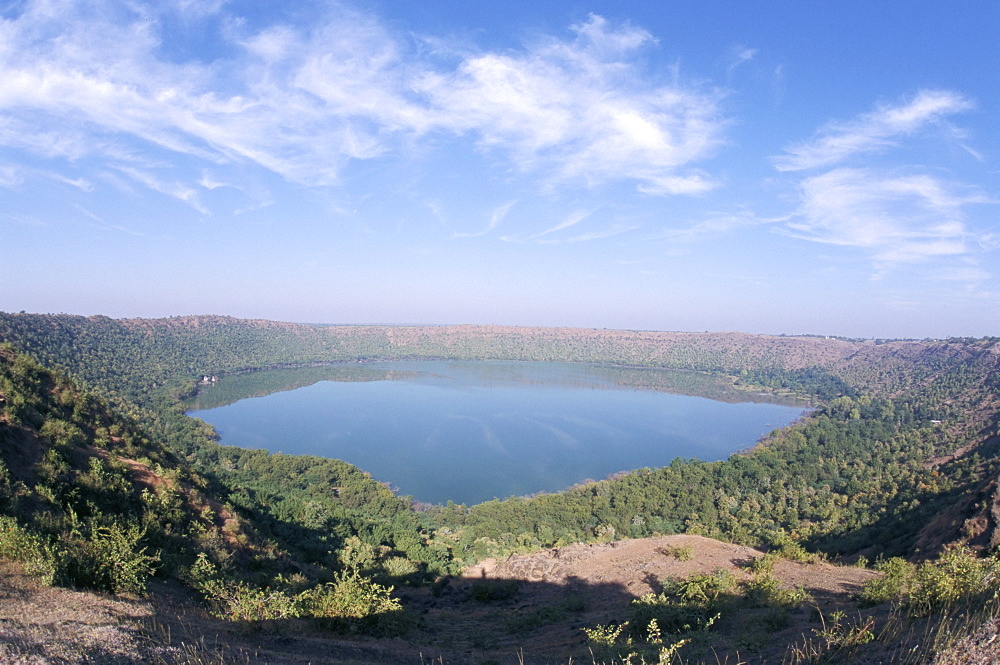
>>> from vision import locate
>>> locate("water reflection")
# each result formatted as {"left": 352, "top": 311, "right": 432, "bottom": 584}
{"left": 186, "top": 361, "right": 807, "bottom": 505}
{"left": 186, "top": 361, "right": 806, "bottom": 411}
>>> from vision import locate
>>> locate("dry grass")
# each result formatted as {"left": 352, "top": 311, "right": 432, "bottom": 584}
{"left": 0, "top": 560, "right": 257, "bottom": 665}
{"left": 3, "top": 536, "right": 1000, "bottom": 665}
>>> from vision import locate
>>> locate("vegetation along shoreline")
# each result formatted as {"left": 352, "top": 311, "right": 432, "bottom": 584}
{"left": 1, "top": 311, "right": 999, "bottom": 663}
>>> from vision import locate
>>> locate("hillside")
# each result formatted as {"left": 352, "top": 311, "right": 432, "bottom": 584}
{"left": 2, "top": 532, "right": 997, "bottom": 664}
{"left": 0, "top": 534, "right": 880, "bottom": 664}
{"left": 0, "top": 313, "right": 866, "bottom": 400}
{"left": 0, "top": 342, "right": 227, "bottom": 593}
{"left": 1, "top": 312, "right": 1000, "bottom": 663}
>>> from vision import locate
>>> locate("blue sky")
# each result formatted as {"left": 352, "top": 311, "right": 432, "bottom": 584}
{"left": 1, "top": 0, "right": 997, "bottom": 338}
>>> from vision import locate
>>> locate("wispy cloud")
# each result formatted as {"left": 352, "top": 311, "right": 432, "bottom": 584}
{"left": 773, "top": 90, "right": 974, "bottom": 172}
{"left": 786, "top": 167, "right": 988, "bottom": 265}
{"left": 567, "top": 224, "right": 637, "bottom": 243}
{"left": 49, "top": 172, "right": 93, "bottom": 191}
{"left": 653, "top": 209, "right": 768, "bottom": 245}
{"left": 198, "top": 172, "right": 228, "bottom": 191}
{"left": 417, "top": 14, "right": 725, "bottom": 194}
{"left": 772, "top": 89, "right": 994, "bottom": 289}
{"left": 454, "top": 200, "right": 518, "bottom": 238}
{"left": 726, "top": 46, "right": 757, "bottom": 77}
{"left": 114, "top": 166, "right": 208, "bottom": 214}
{"left": 0, "top": 4, "right": 726, "bottom": 200}
{"left": 72, "top": 204, "right": 146, "bottom": 236}
{"left": 495, "top": 209, "right": 637, "bottom": 244}
{"left": 0, "top": 163, "right": 20, "bottom": 188}
{"left": 529, "top": 210, "right": 591, "bottom": 239}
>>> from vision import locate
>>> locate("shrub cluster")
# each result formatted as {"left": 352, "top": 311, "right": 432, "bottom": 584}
{"left": 187, "top": 553, "right": 404, "bottom": 633}
{"left": 859, "top": 545, "right": 1000, "bottom": 616}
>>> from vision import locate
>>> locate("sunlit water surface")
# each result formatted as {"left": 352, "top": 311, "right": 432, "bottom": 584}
{"left": 186, "top": 361, "right": 806, "bottom": 505}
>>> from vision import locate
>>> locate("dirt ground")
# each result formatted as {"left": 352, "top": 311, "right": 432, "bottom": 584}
{"left": 2, "top": 535, "right": 995, "bottom": 664}
{"left": 0, "top": 561, "right": 155, "bottom": 663}
{"left": 428, "top": 534, "right": 878, "bottom": 663}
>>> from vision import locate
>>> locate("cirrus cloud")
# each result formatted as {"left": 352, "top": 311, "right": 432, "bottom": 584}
{"left": 0, "top": 3, "right": 726, "bottom": 199}
{"left": 773, "top": 89, "right": 974, "bottom": 172}
{"left": 772, "top": 88, "right": 994, "bottom": 286}
{"left": 786, "top": 167, "right": 988, "bottom": 265}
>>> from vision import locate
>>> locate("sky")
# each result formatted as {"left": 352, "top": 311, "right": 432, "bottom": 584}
{"left": 1, "top": 0, "right": 998, "bottom": 339}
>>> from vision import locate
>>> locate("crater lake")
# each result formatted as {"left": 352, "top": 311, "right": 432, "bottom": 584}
{"left": 186, "top": 361, "right": 807, "bottom": 505}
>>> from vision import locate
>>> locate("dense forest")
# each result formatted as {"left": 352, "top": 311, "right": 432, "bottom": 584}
{"left": 1, "top": 311, "right": 999, "bottom": 661}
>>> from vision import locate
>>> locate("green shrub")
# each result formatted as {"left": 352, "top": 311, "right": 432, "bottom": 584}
{"left": 762, "top": 606, "right": 792, "bottom": 632}
{"left": 670, "top": 569, "right": 738, "bottom": 604}
{"left": 770, "top": 533, "right": 816, "bottom": 563}
{"left": 58, "top": 522, "right": 160, "bottom": 595}
{"left": 663, "top": 544, "right": 695, "bottom": 561}
{"left": 857, "top": 557, "right": 913, "bottom": 607}
{"left": 856, "top": 548, "right": 1000, "bottom": 616}
{"left": 746, "top": 552, "right": 779, "bottom": 574}
{"left": 744, "top": 572, "right": 782, "bottom": 607}
{"left": 189, "top": 553, "right": 301, "bottom": 620}
{"left": 583, "top": 617, "right": 693, "bottom": 664}
{"left": 190, "top": 552, "right": 403, "bottom": 629}
{"left": 299, "top": 571, "right": 400, "bottom": 619}
{"left": 39, "top": 419, "right": 86, "bottom": 449}
{"left": 583, "top": 621, "right": 629, "bottom": 647}
{"left": 82, "top": 456, "right": 132, "bottom": 497}
{"left": 2, "top": 517, "right": 158, "bottom": 596}
{"left": 813, "top": 610, "right": 875, "bottom": 650}
{"left": 380, "top": 555, "right": 420, "bottom": 580}
{"left": 626, "top": 569, "right": 737, "bottom": 636}
{"left": 203, "top": 580, "right": 301, "bottom": 621}
{"left": 337, "top": 535, "right": 377, "bottom": 573}
{"left": 632, "top": 590, "right": 723, "bottom": 634}
{"left": 907, "top": 546, "right": 1000, "bottom": 616}
{"left": 775, "top": 585, "right": 813, "bottom": 607}
{"left": 0, "top": 515, "right": 57, "bottom": 584}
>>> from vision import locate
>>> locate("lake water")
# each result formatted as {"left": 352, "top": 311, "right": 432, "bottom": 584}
{"left": 186, "top": 361, "right": 806, "bottom": 505}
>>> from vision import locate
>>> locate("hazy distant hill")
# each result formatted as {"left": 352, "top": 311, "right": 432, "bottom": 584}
{"left": 0, "top": 312, "right": 923, "bottom": 400}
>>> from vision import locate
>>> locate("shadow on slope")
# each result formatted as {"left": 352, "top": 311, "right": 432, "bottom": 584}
{"left": 807, "top": 424, "right": 1000, "bottom": 560}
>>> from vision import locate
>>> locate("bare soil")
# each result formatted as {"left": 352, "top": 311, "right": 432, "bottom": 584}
{"left": 436, "top": 534, "right": 877, "bottom": 663}
{"left": 0, "top": 534, "right": 886, "bottom": 664}
{"left": 3, "top": 533, "right": 998, "bottom": 664}
{"left": 0, "top": 561, "right": 154, "bottom": 663}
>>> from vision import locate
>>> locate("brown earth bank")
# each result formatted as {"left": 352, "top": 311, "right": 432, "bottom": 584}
{"left": 0, "top": 535, "right": 885, "bottom": 664}
{"left": 3, "top": 534, "right": 1000, "bottom": 664}
{"left": 444, "top": 535, "right": 877, "bottom": 664}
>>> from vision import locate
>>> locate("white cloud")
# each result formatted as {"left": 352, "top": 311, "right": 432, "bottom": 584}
{"left": 773, "top": 90, "right": 974, "bottom": 171}
{"left": 0, "top": 163, "right": 21, "bottom": 188}
{"left": 653, "top": 209, "right": 768, "bottom": 244}
{"left": 0, "top": 3, "right": 724, "bottom": 197}
{"left": 198, "top": 172, "right": 227, "bottom": 190}
{"left": 46, "top": 171, "right": 92, "bottom": 191}
{"left": 726, "top": 46, "right": 757, "bottom": 77}
{"left": 786, "top": 168, "right": 987, "bottom": 265}
{"left": 569, "top": 14, "right": 654, "bottom": 54}
{"left": 418, "top": 16, "right": 725, "bottom": 193}
{"left": 530, "top": 210, "right": 591, "bottom": 239}
{"left": 114, "top": 166, "right": 208, "bottom": 214}
{"left": 453, "top": 200, "right": 517, "bottom": 238}
{"left": 495, "top": 210, "right": 638, "bottom": 245}
{"left": 773, "top": 89, "right": 994, "bottom": 289}
{"left": 567, "top": 224, "right": 637, "bottom": 243}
